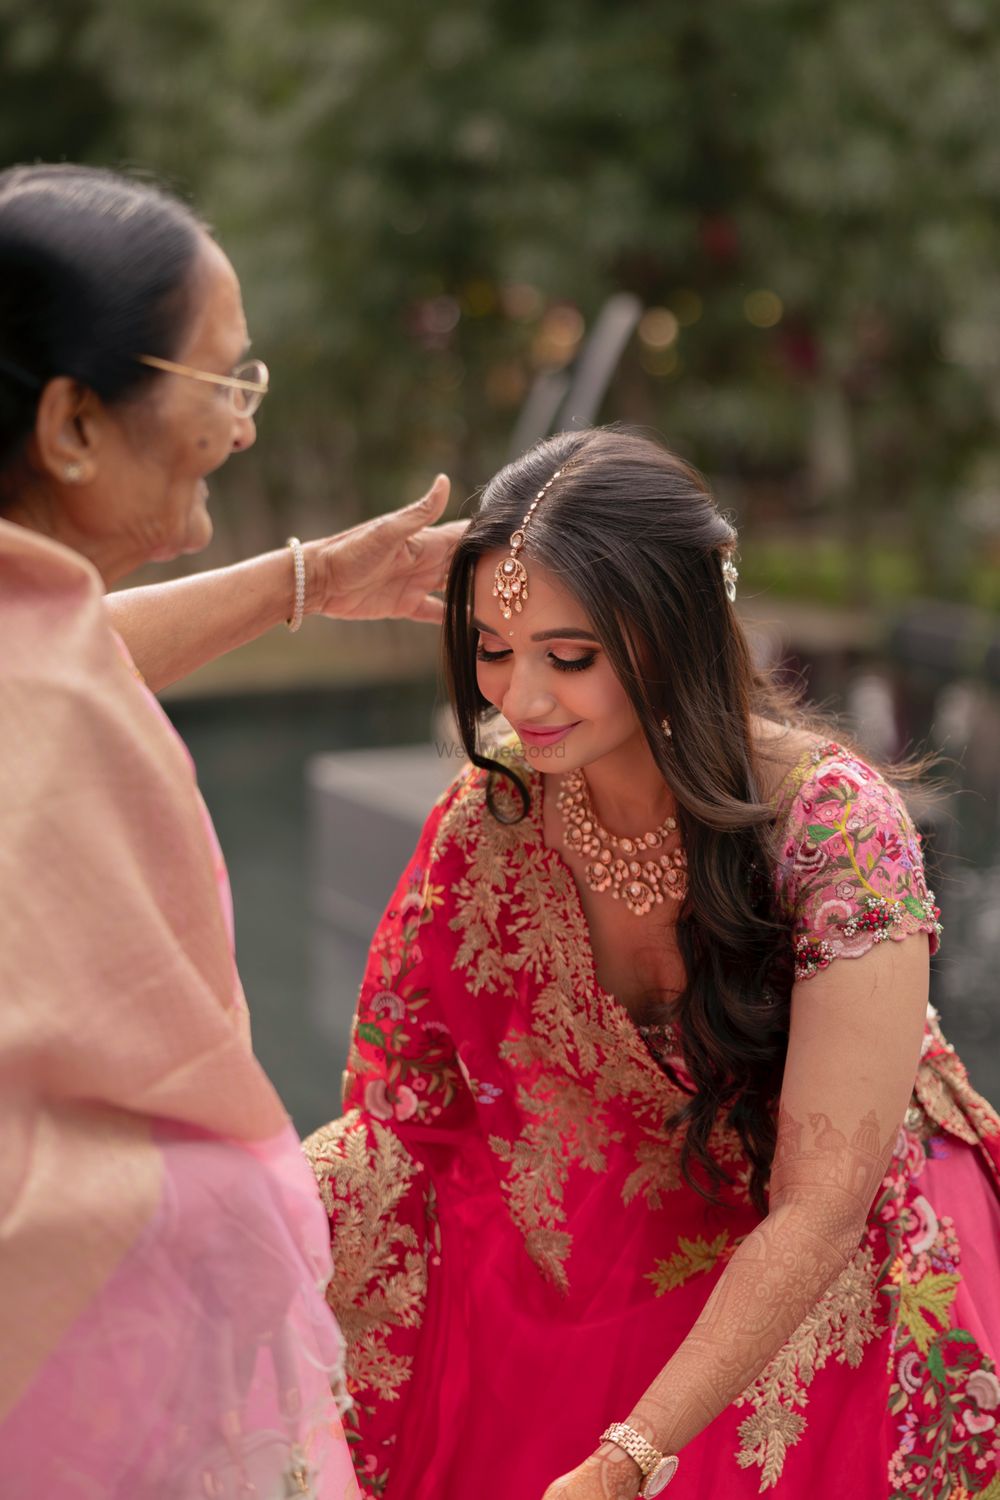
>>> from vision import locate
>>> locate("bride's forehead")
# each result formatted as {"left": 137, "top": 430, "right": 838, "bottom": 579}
{"left": 472, "top": 554, "right": 595, "bottom": 639}
{"left": 474, "top": 552, "right": 576, "bottom": 607}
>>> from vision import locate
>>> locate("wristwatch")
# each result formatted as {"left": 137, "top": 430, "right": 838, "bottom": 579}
{"left": 600, "top": 1423, "right": 679, "bottom": 1497}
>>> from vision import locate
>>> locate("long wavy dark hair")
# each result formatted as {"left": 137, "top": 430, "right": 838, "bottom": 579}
{"left": 443, "top": 427, "right": 826, "bottom": 1215}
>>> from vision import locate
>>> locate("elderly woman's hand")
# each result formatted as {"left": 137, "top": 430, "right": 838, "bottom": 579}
{"left": 310, "top": 474, "right": 464, "bottom": 625}
{"left": 541, "top": 1448, "right": 642, "bottom": 1500}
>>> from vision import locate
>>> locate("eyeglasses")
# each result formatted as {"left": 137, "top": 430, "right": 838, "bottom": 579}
{"left": 136, "top": 354, "right": 270, "bottom": 416}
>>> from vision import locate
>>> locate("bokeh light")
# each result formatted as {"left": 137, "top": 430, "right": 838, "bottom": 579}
{"left": 744, "top": 290, "right": 783, "bottom": 328}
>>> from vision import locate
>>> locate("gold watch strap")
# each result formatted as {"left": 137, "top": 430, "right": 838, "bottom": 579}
{"left": 600, "top": 1422, "right": 661, "bottom": 1478}
{"left": 600, "top": 1425, "right": 680, "bottom": 1496}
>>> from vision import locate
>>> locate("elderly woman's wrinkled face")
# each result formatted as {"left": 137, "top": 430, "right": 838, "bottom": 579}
{"left": 79, "top": 235, "right": 256, "bottom": 570}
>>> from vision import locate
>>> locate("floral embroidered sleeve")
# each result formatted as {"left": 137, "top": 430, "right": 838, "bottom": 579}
{"left": 775, "top": 746, "right": 942, "bottom": 984}
{"left": 339, "top": 778, "right": 476, "bottom": 1132}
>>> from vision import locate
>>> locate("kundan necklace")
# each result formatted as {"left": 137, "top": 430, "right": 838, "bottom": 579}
{"left": 556, "top": 769, "right": 688, "bottom": 917}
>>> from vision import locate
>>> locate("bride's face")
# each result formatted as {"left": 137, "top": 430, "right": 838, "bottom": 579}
{"left": 473, "top": 553, "right": 646, "bottom": 774}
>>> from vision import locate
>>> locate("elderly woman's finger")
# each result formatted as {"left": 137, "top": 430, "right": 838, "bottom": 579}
{"left": 388, "top": 473, "right": 451, "bottom": 532}
{"left": 406, "top": 594, "right": 447, "bottom": 625}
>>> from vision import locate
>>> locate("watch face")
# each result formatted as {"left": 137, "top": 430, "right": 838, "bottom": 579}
{"left": 644, "top": 1455, "right": 679, "bottom": 1495}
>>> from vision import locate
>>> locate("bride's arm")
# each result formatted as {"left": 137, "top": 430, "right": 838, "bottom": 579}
{"left": 544, "top": 933, "right": 930, "bottom": 1500}
{"left": 105, "top": 476, "right": 459, "bottom": 693}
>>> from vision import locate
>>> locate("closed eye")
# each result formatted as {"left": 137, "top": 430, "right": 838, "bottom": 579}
{"left": 475, "top": 645, "right": 598, "bottom": 673}
{"left": 551, "top": 651, "right": 596, "bottom": 673}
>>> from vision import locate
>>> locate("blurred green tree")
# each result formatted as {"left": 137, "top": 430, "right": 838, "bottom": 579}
{"left": 3, "top": 0, "right": 1000, "bottom": 602}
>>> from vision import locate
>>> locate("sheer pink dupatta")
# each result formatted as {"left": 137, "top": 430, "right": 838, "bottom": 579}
{"left": 0, "top": 521, "right": 357, "bottom": 1499}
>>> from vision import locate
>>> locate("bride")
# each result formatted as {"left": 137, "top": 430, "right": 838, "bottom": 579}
{"left": 307, "top": 428, "right": 1000, "bottom": 1499}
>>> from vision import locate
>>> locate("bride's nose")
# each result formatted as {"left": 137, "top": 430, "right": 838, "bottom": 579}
{"left": 500, "top": 659, "right": 558, "bottom": 726}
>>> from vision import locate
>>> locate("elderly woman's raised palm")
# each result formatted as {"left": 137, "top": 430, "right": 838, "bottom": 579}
{"left": 318, "top": 474, "right": 464, "bottom": 624}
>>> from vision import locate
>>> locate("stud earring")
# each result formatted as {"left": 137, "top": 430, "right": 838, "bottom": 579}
{"left": 661, "top": 717, "right": 673, "bottom": 739}
{"left": 64, "top": 462, "right": 84, "bottom": 482}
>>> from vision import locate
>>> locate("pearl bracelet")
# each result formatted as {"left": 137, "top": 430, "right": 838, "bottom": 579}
{"left": 285, "top": 536, "right": 305, "bottom": 633}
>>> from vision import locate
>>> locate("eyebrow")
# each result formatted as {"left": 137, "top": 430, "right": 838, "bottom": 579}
{"left": 472, "top": 616, "right": 599, "bottom": 644}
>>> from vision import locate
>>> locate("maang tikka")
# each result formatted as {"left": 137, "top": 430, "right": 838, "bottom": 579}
{"left": 493, "top": 467, "right": 562, "bottom": 620}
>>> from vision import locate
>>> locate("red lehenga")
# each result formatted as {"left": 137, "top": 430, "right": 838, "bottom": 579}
{"left": 306, "top": 744, "right": 1000, "bottom": 1499}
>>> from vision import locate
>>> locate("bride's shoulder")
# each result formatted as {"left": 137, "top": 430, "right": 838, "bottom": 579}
{"left": 753, "top": 719, "right": 900, "bottom": 833}
{"left": 751, "top": 718, "right": 847, "bottom": 807}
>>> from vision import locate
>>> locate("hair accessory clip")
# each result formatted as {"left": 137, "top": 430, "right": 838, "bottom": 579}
{"left": 493, "top": 467, "right": 562, "bottom": 620}
{"left": 722, "top": 556, "right": 739, "bottom": 603}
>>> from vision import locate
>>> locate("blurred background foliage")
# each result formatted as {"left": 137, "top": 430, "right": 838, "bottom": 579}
{"left": 4, "top": 0, "right": 1000, "bottom": 1111}
{"left": 3, "top": 0, "right": 1000, "bottom": 606}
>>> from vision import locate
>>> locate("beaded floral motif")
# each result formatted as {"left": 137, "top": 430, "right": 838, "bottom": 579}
{"left": 841, "top": 893, "right": 906, "bottom": 943}
{"left": 777, "top": 745, "right": 943, "bottom": 983}
{"left": 793, "top": 935, "right": 836, "bottom": 981}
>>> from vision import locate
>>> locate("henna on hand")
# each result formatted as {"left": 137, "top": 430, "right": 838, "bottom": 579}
{"left": 542, "top": 1445, "right": 642, "bottom": 1500}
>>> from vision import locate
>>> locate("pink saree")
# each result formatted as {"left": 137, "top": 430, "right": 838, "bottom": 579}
{"left": 306, "top": 746, "right": 1000, "bottom": 1499}
{"left": 0, "top": 520, "right": 358, "bottom": 1499}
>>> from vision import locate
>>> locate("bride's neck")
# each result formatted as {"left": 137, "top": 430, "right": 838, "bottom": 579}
{"left": 572, "top": 739, "right": 676, "bottom": 834}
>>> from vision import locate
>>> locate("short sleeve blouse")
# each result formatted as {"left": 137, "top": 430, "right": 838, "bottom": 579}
{"left": 774, "top": 742, "right": 942, "bottom": 983}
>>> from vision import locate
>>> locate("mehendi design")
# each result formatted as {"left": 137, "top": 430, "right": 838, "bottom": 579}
{"left": 545, "top": 1444, "right": 646, "bottom": 1500}
{"left": 734, "top": 1245, "right": 880, "bottom": 1486}
{"left": 625, "top": 1107, "right": 896, "bottom": 1458}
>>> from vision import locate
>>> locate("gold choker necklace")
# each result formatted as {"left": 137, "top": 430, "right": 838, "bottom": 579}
{"left": 556, "top": 769, "right": 688, "bottom": 917}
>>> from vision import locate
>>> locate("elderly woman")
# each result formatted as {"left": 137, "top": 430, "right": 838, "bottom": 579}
{"left": 0, "top": 163, "right": 459, "bottom": 1499}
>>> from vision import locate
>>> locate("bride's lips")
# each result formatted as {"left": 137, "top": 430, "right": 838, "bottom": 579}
{"left": 516, "top": 721, "right": 581, "bottom": 748}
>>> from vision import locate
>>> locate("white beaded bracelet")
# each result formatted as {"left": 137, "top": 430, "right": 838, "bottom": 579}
{"left": 285, "top": 536, "right": 306, "bottom": 633}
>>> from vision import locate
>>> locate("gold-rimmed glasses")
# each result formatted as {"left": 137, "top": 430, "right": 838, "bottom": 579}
{"left": 136, "top": 354, "right": 270, "bottom": 416}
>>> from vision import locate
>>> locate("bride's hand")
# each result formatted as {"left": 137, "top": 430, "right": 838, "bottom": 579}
{"left": 308, "top": 474, "right": 464, "bottom": 625}
{"left": 541, "top": 1448, "right": 641, "bottom": 1500}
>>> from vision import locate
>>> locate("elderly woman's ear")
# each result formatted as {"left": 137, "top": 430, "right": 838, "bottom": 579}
{"left": 31, "top": 377, "right": 99, "bottom": 486}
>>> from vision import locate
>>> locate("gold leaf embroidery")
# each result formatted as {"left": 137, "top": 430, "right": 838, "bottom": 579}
{"left": 646, "top": 1232, "right": 732, "bottom": 1295}
{"left": 304, "top": 1111, "right": 434, "bottom": 1403}
{"left": 489, "top": 1076, "right": 624, "bottom": 1292}
{"left": 735, "top": 1404, "right": 806, "bottom": 1490}
{"left": 734, "top": 1244, "right": 880, "bottom": 1491}
{"left": 432, "top": 762, "right": 690, "bottom": 1289}
{"left": 623, "top": 1137, "right": 684, "bottom": 1211}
